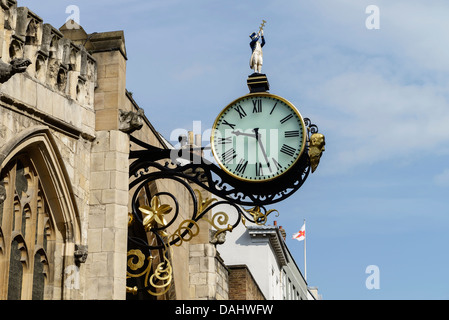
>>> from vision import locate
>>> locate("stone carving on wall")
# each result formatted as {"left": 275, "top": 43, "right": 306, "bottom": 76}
{"left": 56, "top": 68, "right": 67, "bottom": 91}
{"left": 210, "top": 229, "right": 226, "bottom": 245}
{"left": 9, "top": 39, "right": 23, "bottom": 59}
{"left": 119, "top": 108, "right": 144, "bottom": 134}
{"left": 74, "top": 244, "right": 88, "bottom": 265}
{"left": 0, "top": 58, "right": 31, "bottom": 83}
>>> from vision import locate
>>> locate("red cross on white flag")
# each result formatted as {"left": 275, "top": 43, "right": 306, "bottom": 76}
{"left": 292, "top": 222, "right": 305, "bottom": 241}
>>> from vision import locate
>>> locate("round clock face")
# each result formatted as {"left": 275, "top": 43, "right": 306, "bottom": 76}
{"left": 211, "top": 93, "right": 307, "bottom": 182}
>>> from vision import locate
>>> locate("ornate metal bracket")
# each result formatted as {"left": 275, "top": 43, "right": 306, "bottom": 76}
{"left": 126, "top": 118, "right": 323, "bottom": 297}
{"left": 129, "top": 120, "right": 321, "bottom": 207}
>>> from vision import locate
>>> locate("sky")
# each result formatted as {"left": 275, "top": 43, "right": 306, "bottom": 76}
{"left": 19, "top": 0, "right": 449, "bottom": 299}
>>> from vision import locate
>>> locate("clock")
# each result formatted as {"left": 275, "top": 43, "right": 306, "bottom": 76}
{"left": 211, "top": 92, "right": 307, "bottom": 182}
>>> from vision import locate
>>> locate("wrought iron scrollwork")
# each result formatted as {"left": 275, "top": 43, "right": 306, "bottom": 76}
{"left": 129, "top": 125, "right": 317, "bottom": 208}
{"left": 128, "top": 171, "right": 246, "bottom": 250}
{"left": 126, "top": 118, "right": 322, "bottom": 297}
{"left": 304, "top": 117, "right": 319, "bottom": 134}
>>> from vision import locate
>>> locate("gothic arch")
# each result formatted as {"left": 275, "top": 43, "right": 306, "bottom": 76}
{"left": 0, "top": 126, "right": 82, "bottom": 299}
{"left": 9, "top": 233, "right": 28, "bottom": 268}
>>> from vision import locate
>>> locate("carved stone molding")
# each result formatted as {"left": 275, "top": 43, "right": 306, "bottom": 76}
{"left": 119, "top": 109, "right": 144, "bottom": 134}
{"left": 74, "top": 244, "right": 88, "bottom": 265}
{"left": 0, "top": 58, "right": 31, "bottom": 83}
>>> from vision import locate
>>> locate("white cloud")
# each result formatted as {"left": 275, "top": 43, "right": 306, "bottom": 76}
{"left": 307, "top": 69, "right": 449, "bottom": 172}
{"left": 276, "top": 0, "right": 449, "bottom": 173}
{"left": 384, "top": 1, "right": 449, "bottom": 73}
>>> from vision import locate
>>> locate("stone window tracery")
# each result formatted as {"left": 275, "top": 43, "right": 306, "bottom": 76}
{"left": 25, "top": 19, "right": 38, "bottom": 46}
{"left": 0, "top": 156, "right": 54, "bottom": 300}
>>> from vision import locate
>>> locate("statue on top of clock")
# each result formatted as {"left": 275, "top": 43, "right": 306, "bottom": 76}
{"left": 249, "top": 20, "right": 266, "bottom": 74}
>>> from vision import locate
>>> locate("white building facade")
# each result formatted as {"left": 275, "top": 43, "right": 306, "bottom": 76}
{"left": 218, "top": 214, "right": 316, "bottom": 300}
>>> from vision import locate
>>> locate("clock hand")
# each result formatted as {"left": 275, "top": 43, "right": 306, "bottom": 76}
{"left": 253, "top": 128, "right": 272, "bottom": 173}
{"left": 231, "top": 130, "right": 258, "bottom": 138}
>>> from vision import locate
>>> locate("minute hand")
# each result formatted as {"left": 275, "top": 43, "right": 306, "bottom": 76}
{"left": 254, "top": 128, "right": 272, "bottom": 172}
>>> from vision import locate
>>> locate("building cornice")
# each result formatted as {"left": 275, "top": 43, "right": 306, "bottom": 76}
{"left": 0, "top": 93, "right": 95, "bottom": 141}
{"left": 247, "top": 226, "right": 289, "bottom": 267}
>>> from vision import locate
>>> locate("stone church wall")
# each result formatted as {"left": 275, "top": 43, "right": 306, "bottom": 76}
{"left": 0, "top": 0, "right": 229, "bottom": 300}
{"left": 0, "top": 0, "right": 96, "bottom": 299}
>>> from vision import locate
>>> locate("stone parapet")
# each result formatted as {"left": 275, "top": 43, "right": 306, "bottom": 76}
{"left": 189, "top": 243, "right": 229, "bottom": 300}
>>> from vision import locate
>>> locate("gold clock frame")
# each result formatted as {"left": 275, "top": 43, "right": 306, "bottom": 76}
{"left": 210, "top": 92, "right": 308, "bottom": 183}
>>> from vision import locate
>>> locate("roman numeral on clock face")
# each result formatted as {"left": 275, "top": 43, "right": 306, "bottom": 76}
{"left": 256, "top": 162, "right": 263, "bottom": 176}
{"left": 222, "top": 148, "right": 236, "bottom": 163}
{"left": 285, "top": 130, "right": 300, "bottom": 138}
{"left": 252, "top": 99, "right": 262, "bottom": 113}
{"left": 280, "top": 114, "right": 293, "bottom": 124}
{"left": 233, "top": 104, "right": 247, "bottom": 119}
{"left": 272, "top": 157, "right": 282, "bottom": 170}
{"left": 270, "top": 102, "right": 278, "bottom": 115}
{"left": 280, "top": 144, "right": 296, "bottom": 157}
{"left": 222, "top": 119, "right": 236, "bottom": 129}
{"left": 217, "top": 137, "right": 232, "bottom": 144}
{"left": 235, "top": 158, "right": 248, "bottom": 174}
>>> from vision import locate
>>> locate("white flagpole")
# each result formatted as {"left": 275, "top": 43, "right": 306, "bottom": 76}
{"left": 304, "top": 219, "right": 307, "bottom": 282}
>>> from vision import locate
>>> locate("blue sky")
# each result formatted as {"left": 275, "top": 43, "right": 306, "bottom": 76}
{"left": 20, "top": 0, "right": 449, "bottom": 299}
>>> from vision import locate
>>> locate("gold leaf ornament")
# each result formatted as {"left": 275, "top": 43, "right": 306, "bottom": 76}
{"left": 308, "top": 133, "right": 325, "bottom": 173}
{"left": 140, "top": 196, "right": 172, "bottom": 232}
{"left": 195, "top": 189, "right": 217, "bottom": 213}
{"left": 245, "top": 206, "right": 266, "bottom": 224}
{"left": 245, "top": 206, "right": 278, "bottom": 225}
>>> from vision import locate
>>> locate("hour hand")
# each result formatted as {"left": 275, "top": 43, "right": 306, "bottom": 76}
{"left": 231, "top": 130, "right": 257, "bottom": 138}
